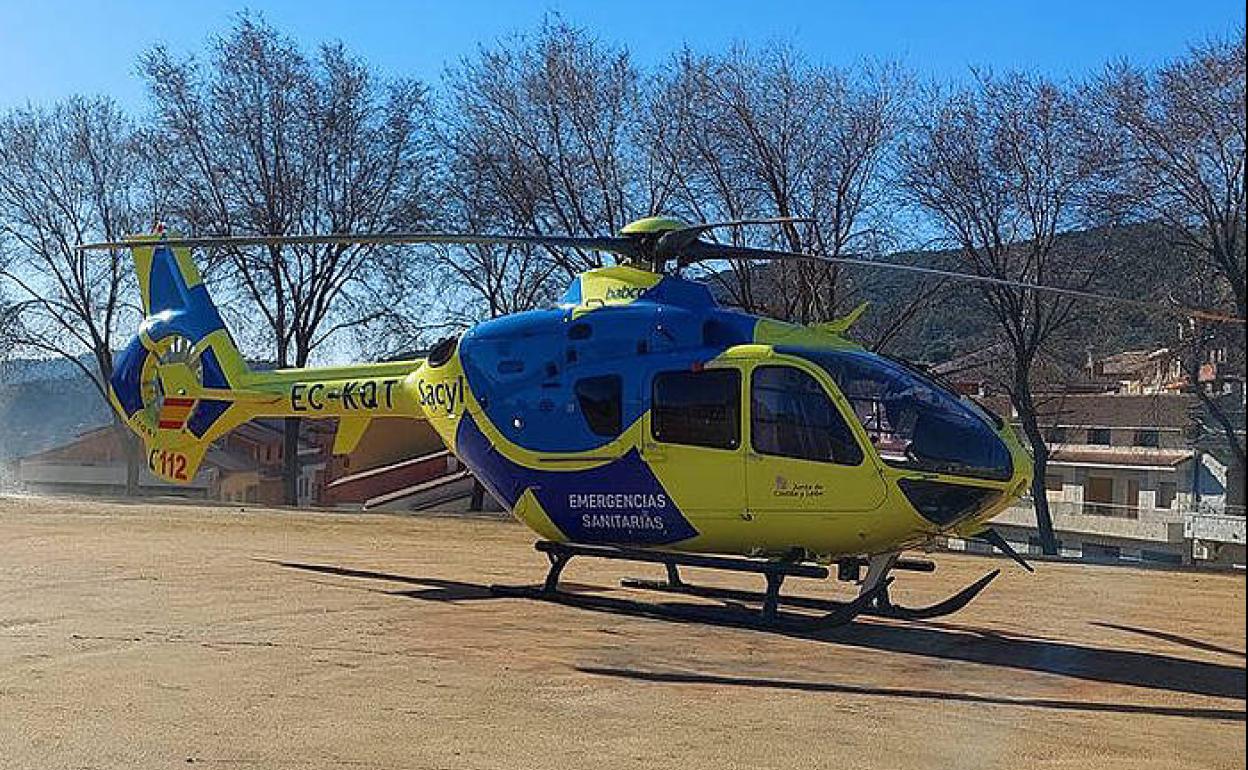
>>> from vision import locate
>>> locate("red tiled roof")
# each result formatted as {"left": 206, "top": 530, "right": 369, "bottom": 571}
{"left": 1042, "top": 394, "right": 1197, "bottom": 429}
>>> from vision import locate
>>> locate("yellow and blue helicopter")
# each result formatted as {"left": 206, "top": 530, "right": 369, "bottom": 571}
{"left": 78, "top": 217, "right": 1235, "bottom": 630}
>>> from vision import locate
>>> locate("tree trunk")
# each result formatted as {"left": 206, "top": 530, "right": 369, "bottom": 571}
{"left": 469, "top": 480, "right": 485, "bottom": 512}
{"left": 122, "top": 426, "right": 142, "bottom": 497}
{"left": 1227, "top": 456, "right": 1245, "bottom": 512}
{"left": 283, "top": 416, "right": 301, "bottom": 506}
{"left": 111, "top": 401, "right": 141, "bottom": 497}
{"left": 1012, "top": 390, "right": 1060, "bottom": 556}
{"left": 1026, "top": 435, "right": 1059, "bottom": 556}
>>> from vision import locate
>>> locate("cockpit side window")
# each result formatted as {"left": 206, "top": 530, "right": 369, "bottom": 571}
{"left": 792, "top": 349, "right": 1013, "bottom": 481}
{"left": 751, "top": 365, "right": 863, "bottom": 465}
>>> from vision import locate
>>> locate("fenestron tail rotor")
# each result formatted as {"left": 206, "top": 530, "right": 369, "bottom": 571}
{"left": 76, "top": 217, "right": 1245, "bottom": 325}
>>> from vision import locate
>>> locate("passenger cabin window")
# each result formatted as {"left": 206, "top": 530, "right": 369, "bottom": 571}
{"left": 652, "top": 369, "right": 740, "bottom": 449}
{"left": 575, "top": 375, "right": 623, "bottom": 437}
{"left": 751, "top": 366, "right": 863, "bottom": 465}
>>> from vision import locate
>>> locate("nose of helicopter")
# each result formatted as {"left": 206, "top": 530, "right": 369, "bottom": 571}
{"left": 954, "top": 419, "right": 1035, "bottom": 533}
{"left": 990, "top": 417, "right": 1035, "bottom": 497}
{"left": 888, "top": 408, "right": 1036, "bottom": 537}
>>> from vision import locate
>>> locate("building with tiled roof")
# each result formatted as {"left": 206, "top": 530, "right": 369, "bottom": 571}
{"left": 936, "top": 351, "right": 1243, "bottom": 566}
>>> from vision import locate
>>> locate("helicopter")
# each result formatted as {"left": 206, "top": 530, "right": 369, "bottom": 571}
{"left": 77, "top": 217, "right": 1243, "bottom": 631}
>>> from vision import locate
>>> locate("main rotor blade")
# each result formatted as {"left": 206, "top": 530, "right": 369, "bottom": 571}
{"left": 684, "top": 240, "right": 1246, "bottom": 324}
{"left": 76, "top": 232, "right": 643, "bottom": 259}
{"left": 672, "top": 217, "right": 815, "bottom": 238}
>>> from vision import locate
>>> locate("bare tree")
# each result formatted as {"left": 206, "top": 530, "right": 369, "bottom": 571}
{"left": 0, "top": 96, "right": 153, "bottom": 493}
{"left": 643, "top": 45, "right": 908, "bottom": 323}
{"left": 140, "top": 15, "right": 436, "bottom": 504}
{"left": 438, "top": 20, "right": 657, "bottom": 280}
{"left": 1094, "top": 34, "right": 1246, "bottom": 317}
{"left": 1092, "top": 33, "right": 1246, "bottom": 507}
{"left": 429, "top": 104, "right": 571, "bottom": 323}
{"left": 0, "top": 267, "right": 13, "bottom": 358}
{"left": 898, "top": 73, "right": 1110, "bottom": 555}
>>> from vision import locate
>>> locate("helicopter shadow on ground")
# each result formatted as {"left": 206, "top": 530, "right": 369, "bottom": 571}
{"left": 260, "top": 559, "right": 611, "bottom": 602}
{"left": 574, "top": 666, "right": 1245, "bottom": 722}
{"left": 1091, "top": 621, "right": 1247, "bottom": 660}
{"left": 263, "top": 560, "right": 1246, "bottom": 717}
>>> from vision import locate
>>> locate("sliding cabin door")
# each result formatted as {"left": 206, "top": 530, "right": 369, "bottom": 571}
{"left": 641, "top": 366, "right": 748, "bottom": 526}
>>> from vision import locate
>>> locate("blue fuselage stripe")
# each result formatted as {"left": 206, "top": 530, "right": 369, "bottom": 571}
{"left": 455, "top": 412, "right": 699, "bottom": 545}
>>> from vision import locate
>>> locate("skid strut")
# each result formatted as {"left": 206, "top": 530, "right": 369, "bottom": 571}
{"left": 852, "top": 551, "right": 1001, "bottom": 620}
{"left": 542, "top": 548, "right": 572, "bottom": 593}
{"left": 859, "top": 552, "right": 899, "bottom": 609}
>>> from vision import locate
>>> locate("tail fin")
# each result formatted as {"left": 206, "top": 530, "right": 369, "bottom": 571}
{"left": 109, "top": 234, "right": 425, "bottom": 485}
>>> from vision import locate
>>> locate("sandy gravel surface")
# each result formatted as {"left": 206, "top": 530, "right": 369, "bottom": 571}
{"left": 0, "top": 494, "right": 1244, "bottom": 769}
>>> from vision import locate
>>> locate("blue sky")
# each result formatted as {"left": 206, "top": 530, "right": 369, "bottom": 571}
{"left": 1, "top": 1, "right": 1243, "bottom": 110}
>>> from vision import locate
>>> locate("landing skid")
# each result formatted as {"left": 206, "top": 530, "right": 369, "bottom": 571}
{"left": 620, "top": 568, "right": 999, "bottom": 621}
{"left": 490, "top": 541, "right": 997, "bottom": 630}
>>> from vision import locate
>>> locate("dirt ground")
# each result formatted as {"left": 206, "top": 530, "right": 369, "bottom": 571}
{"left": 0, "top": 495, "right": 1243, "bottom": 770}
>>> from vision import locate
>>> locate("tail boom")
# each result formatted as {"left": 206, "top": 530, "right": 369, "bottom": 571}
{"left": 108, "top": 236, "right": 429, "bottom": 485}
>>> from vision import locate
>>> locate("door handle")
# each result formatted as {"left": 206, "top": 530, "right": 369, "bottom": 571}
{"left": 641, "top": 442, "right": 667, "bottom": 462}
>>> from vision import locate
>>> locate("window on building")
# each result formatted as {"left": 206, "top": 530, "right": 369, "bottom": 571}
{"left": 1084, "top": 476, "right": 1114, "bottom": 516}
{"left": 1027, "top": 535, "right": 1063, "bottom": 556}
{"left": 1047, "top": 427, "right": 1067, "bottom": 444}
{"left": 1142, "top": 549, "right": 1182, "bottom": 565}
{"left": 575, "top": 375, "right": 623, "bottom": 437}
{"left": 1084, "top": 542, "right": 1122, "bottom": 563}
{"left": 1133, "top": 429, "right": 1159, "bottom": 447}
{"left": 750, "top": 366, "right": 863, "bottom": 465}
{"left": 1088, "top": 428, "right": 1112, "bottom": 446}
{"left": 652, "top": 369, "right": 741, "bottom": 450}
{"left": 966, "top": 539, "right": 994, "bottom": 555}
{"left": 1126, "top": 478, "right": 1141, "bottom": 518}
{"left": 1044, "top": 473, "right": 1064, "bottom": 492}
{"left": 1156, "top": 481, "right": 1177, "bottom": 509}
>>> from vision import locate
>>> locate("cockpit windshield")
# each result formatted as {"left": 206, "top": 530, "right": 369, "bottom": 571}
{"left": 788, "top": 348, "right": 1014, "bottom": 481}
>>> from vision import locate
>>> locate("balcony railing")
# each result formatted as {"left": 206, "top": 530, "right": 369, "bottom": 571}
{"left": 1009, "top": 495, "right": 1203, "bottom": 523}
